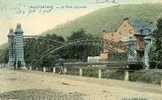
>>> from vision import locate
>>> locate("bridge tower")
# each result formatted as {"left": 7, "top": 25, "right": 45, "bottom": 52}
{"left": 14, "top": 24, "right": 26, "bottom": 69}
{"left": 144, "top": 35, "right": 152, "bottom": 69}
{"left": 8, "top": 28, "right": 16, "bottom": 68}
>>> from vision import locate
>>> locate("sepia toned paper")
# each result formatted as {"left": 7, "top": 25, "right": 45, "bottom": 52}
{"left": 0, "top": 0, "right": 162, "bottom": 100}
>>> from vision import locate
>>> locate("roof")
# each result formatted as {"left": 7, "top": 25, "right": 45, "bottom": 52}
{"left": 128, "top": 18, "right": 155, "bottom": 36}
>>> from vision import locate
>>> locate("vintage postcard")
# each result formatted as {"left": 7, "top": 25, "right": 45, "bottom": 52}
{"left": 0, "top": 0, "right": 162, "bottom": 100}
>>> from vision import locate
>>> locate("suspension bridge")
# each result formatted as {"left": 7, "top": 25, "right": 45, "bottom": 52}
{"left": 5, "top": 24, "right": 149, "bottom": 71}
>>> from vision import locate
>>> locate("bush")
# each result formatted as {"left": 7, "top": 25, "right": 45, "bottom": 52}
{"left": 102, "top": 69, "right": 124, "bottom": 80}
{"left": 67, "top": 67, "right": 79, "bottom": 75}
{"left": 130, "top": 69, "right": 162, "bottom": 85}
{"left": 83, "top": 68, "right": 98, "bottom": 77}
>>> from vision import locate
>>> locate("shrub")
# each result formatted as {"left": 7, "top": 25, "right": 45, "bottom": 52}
{"left": 130, "top": 69, "right": 162, "bottom": 85}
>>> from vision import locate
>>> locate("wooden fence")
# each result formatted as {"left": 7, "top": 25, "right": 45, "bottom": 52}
{"left": 0, "top": 64, "right": 8, "bottom": 68}
{"left": 28, "top": 65, "right": 132, "bottom": 81}
{"left": 1, "top": 63, "right": 162, "bottom": 86}
{"left": 27, "top": 65, "right": 162, "bottom": 86}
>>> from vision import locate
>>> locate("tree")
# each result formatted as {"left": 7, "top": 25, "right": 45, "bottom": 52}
{"left": 63, "top": 29, "right": 101, "bottom": 62}
{"left": 150, "top": 18, "right": 162, "bottom": 68}
{"left": 67, "top": 28, "right": 89, "bottom": 41}
{"left": 0, "top": 48, "right": 8, "bottom": 63}
{"left": 24, "top": 34, "right": 65, "bottom": 67}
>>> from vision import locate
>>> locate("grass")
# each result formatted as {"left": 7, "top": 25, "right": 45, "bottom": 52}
{"left": 42, "top": 4, "right": 162, "bottom": 38}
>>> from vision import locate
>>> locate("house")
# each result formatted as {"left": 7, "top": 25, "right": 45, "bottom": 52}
{"left": 99, "top": 17, "right": 154, "bottom": 61}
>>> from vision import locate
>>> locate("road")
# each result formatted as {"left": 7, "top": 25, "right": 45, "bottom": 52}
{"left": 0, "top": 69, "right": 162, "bottom": 100}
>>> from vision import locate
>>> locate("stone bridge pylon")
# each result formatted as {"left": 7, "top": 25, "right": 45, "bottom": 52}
{"left": 8, "top": 24, "right": 26, "bottom": 69}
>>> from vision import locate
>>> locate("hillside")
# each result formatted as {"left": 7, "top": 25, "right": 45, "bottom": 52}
{"left": 42, "top": 4, "right": 162, "bottom": 37}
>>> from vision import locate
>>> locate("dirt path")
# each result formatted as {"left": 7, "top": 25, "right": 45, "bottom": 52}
{"left": 0, "top": 69, "right": 162, "bottom": 100}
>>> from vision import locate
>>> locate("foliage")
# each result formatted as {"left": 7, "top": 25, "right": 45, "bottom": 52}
{"left": 42, "top": 4, "right": 162, "bottom": 37}
{"left": 66, "top": 67, "right": 79, "bottom": 75}
{"left": 82, "top": 67, "right": 98, "bottom": 77}
{"left": 130, "top": 70, "right": 162, "bottom": 85}
{"left": 24, "top": 34, "right": 65, "bottom": 67}
{"left": 150, "top": 18, "right": 162, "bottom": 68}
{"left": 102, "top": 69, "right": 124, "bottom": 80}
{"left": 67, "top": 29, "right": 89, "bottom": 41}
{"left": 63, "top": 29, "right": 101, "bottom": 62}
{"left": 0, "top": 28, "right": 100, "bottom": 67}
{"left": 23, "top": 29, "right": 101, "bottom": 67}
{"left": 0, "top": 48, "right": 8, "bottom": 63}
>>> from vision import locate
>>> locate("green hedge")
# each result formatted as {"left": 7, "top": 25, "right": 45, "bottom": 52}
{"left": 130, "top": 70, "right": 162, "bottom": 85}
{"left": 102, "top": 69, "right": 124, "bottom": 80}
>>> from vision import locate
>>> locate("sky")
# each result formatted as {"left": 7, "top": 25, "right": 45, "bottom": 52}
{"left": 0, "top": 0, "right": 162, "bottom": 45}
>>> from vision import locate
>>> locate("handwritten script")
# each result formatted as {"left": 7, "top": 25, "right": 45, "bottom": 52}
{"left": 16, "top": 5, "right": 87, "bottom": 15}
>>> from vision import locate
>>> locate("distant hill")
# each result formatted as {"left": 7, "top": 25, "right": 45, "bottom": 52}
{"left": 1, "top": 4, "right": 162, "bottom": 49}
{"left": 42, "top": 4, "right": 162, "bottom": 37}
